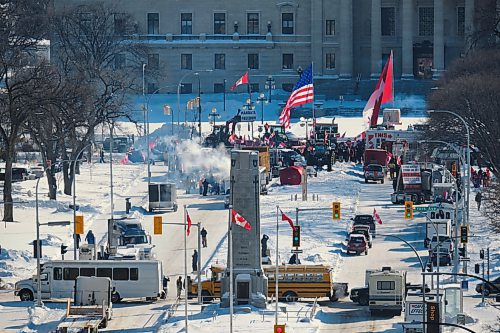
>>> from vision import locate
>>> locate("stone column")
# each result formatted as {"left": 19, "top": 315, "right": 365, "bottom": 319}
{"left": 311, "top": 0, "right": 323, "bottom": 74}
{"left": 433, "top": 0, "right": 445, "bottom": 78}
{"left": 371, "top": 0, "right": 382, "bottom": 78}
{"left": 339, "top": 0, "right": 353, "bottom": 79}
{"left": 401, "top": 0, "right": 414, "bottom": 79}
{"left": 464, "top": 0, "right": 475, "bottom": 51}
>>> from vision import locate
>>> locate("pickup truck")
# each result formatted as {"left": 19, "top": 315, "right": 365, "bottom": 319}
{"left": 364, "top": 164, "right": 385, "bottom": 184}
{"left": 346, "top": 234, "right": 368, "bottom": 255}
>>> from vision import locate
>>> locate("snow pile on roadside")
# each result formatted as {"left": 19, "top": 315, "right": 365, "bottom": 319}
{"left": 19, "top": 305, "right": 65, "bottom": 333}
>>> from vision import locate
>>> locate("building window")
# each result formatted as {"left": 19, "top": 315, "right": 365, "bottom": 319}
{"left": 114, "top": 13, "right": 127, "bottom": 35}
{"left": 215, "top": 54, "right": 225, "bottom": 70}
{"left": 147, "top": 13, "right": 159, "bottom": 34}
{"left": 180, "top": 83, "right": 192, "bottom": 94}
{"left": 148, "top": 53, "right": 159, "bottom": 70}
{"left": 325, "top": 20, "right": 335, "bottom": 36}
{"left": 214, "top": 83, "right": 225, "bottom": 93}
{"left": 419, "top": 7, "right": 434, "bottom": 36}
{"left": 381, "top": 7, "right": 396, "bottom": 36}
{"left": 114, "top": 54, "right": 125, "bottom": 69}
{"left": 214, "top": 13, "right": 226, "bottom": 34}
{"left": 147, "top": 82, "right": 158, "bottom": 94}
{"left": 247, "top": 13, "right": 259, "bottom": 34}
{"left": 249, "top": 83, "right": 259, "bottom": 93}
{"left": 181, "top": 54, "right": 192, "bottom": 70}
{"left": 282, "top": 13, "right": 294, "bottom": 34}
{"left": 282, "top": 53, "right": 294, "bottom": 70}
{"left": 326, "top": 53, "right": 335, "bottom": 69}
{"left": 181, "top": 13, "right": 192, "bottom": 34}
{"left": 248, "top": 53, "right": 259, "bottom": 69}
{"left": 457, "top": 7, "right": 465, "bottom": 36}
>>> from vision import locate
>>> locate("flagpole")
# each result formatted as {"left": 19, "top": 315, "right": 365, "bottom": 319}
{"left": 229, "top": 206, "right": 233, "bottom": 333}
{"left": 275, "top": 206, "right": 279, "bottom": 326}
{"left": 311, "top": 62, "right": 315, "bottom": 140}
{"left": 183, "top": 205, "right": 188, "bottom": 333}
{"left": 247, "top": 69, "right": 251, "bottom": 102}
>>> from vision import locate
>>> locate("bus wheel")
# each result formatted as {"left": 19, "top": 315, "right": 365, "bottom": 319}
{"left": 201, "top": 290, "right": 213, "bottom": 303}
{"left": 111, "top": 292, "right": 121, "bottom": 303}
{"left": 19, "top": 289, "right": 34, "bottom": 302}
{"left": 358, "top": 294, "right": 369, "bottom": 306}
{"left": 283, "top": 291, "right": 298, "bottom": 302}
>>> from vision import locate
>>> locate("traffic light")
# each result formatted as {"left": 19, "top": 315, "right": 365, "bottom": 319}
{"left": 75, "top": 215, "right": 84, "bottom": 235}
{"left": 154, "top": 216, "right": 163, "bottom": 235}
{"left": 60, "top": 244, "right": 68, "bottom": 255}
{"left": 460, "top": 225, "right": 469, "bottom": 244}
{"left": 451, "top": 162, "right": 457, "bottom": 177}
{"left": 404, "top": 201, "right": 413, "bottom": 219}
{"left": 479, "top": 249, "right": 484, "bottom": 260}
{"left": 458, "top": 247, "right": 466, "bottom": 258}
{"left": 33, "top": 239, "right": 42, "bottom": 258}
{"left": 274, "top": 324, "right": 285, "bottom": 333}
{"left": 474, "top": 263, "right": 480, "bottom": 274}
{"left": 332, "top": 202, "right": 341, "bottom": 220}
{"left": 292, "top": 226, "right": 300, "bottom": 247}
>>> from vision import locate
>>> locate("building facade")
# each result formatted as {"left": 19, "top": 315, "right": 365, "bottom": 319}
{"left": 53, "top": 0, "right": 474, "bottom": 95}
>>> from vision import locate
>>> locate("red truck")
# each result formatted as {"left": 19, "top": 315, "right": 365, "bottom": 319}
{"left": 363, "top": 149, "right": 389, "bottom": 167}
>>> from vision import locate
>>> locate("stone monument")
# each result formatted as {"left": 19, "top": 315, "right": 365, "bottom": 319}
{"left": 221, "top": 150, "right": 267, "bottom": 308}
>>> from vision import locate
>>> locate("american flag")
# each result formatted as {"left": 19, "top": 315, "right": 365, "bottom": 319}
{"left": 279, "top": 64, "right": 314, "bottom": 128}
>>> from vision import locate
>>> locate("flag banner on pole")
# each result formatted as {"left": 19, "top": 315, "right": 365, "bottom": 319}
{"left": 231, "top": 209, "right": 251, "bottom": 230}
{"left": 279, "top": 64, "right": 314, "bottom": 128}
{"left": 373, "top": 208, "right": 383, "bottom": 225}
{"left": 362, "top": 51, "right": 394, "bottom": 129}
{"left": 186, "top": 210, "right": 192, "bottom": 236}
{"left": 230, "top": 72, "right": 249, "bottom": 91}
{"left": 280, "top": 210, "right": 296, "bottom": 230}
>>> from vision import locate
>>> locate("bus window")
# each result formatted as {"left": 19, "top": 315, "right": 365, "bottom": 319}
{"left": 277, "top": 274, "right": 284, "bottom": 281}
{"left": 130, "top": 268, "right": 139, "bottom": 281}
{"left": 113, "top": 268, "right": 129, "bottom": 280}
{"left": 63, "top": 268, "right": 79, "bottom": 280}
{"left": 40, "top": 273, "right": 49, "bottom": 281}
{"left": 97, "top": 268, "right": 112, "bottom": 279}
{"left": 267, "top": 273, "right": 275, "bottom": 281}
{"left": 285, "top": 273, "right": 294, "bottom": 281}
{"left": 316, "top": 273, "right": 323, "bottom": 281}
{"left": 54, "top": 267, "right": 62, "bottom": 280}
{"left": 80, "top": 268, "right": 96, "bottom": 277}
{"left": 295, "top": 273, "right": 304, "bottom": 281}
{"left": 305, "top": 273, "right": 314, "bottom": 281}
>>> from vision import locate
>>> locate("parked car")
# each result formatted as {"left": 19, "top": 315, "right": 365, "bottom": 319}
{"left": 0, "top": 167, "right": 30, "bottom": 182}
{"left": 475, "top": 276, "right": 500, "bottom": 296}
{"left": 346, "top": 234, "right": 368, "bottom": 255}
{"left": 29, "top": 167, "right": 45, "bottom": 179}
{"left": 430, "top": 248, "right": 453, "bottom": 266}
{"left": 352, "top": 215, "right": 376, "bottom": 237}
{"left": 351, "top": 225, "right": 372, "bottom": 248}
{"left": 364, "top": 164, "right": 385, "bottom": 184}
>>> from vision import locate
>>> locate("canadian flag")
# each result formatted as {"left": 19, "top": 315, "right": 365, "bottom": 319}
{"left": 231, "top": 209, "right": 251, "bottom": 231}
{"left": 362, "top": 51, "right": 393, "bottom": 129}
{"left": 230, "top": 72, "right": 249, "bottom": 91}
{"left": 280, "top": 210, "right": 296, "bottom": 230}
{"left": 373, "top": 208, "right": 383, "bottom": 225}
{"left": 186, "top": 211, "right": 192, "bottom": 236}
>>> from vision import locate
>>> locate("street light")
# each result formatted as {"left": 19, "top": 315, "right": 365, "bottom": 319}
{"left": 256, "top": 93, "right": 267, "bottom": 125}
{"left": 265, "top": 75, "right": 275, "bottom": 102}
{"left": 428, "top": 109, "right": 471, "bottom": 273}
{"left": 208, "top": 107, "right": 220, "bottom": 131}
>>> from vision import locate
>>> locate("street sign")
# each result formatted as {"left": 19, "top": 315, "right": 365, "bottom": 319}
{"left": 290, "top": 249, "right": 303, "bottom": 254}
{"left": 459, "top": 257, "right": 471, "bottom": 261}
{"left": 414, "top": 206, "right": 438, "bottom": 212}
{"left": 240, "top": 109, "right": 257, "bottom": 122}
{"left": 426, "top": 301, "right": 440, "bottom": 333}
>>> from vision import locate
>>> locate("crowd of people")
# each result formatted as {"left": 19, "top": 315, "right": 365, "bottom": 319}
{"left": 471, "top": 167, "right": 491, "bottom": 188}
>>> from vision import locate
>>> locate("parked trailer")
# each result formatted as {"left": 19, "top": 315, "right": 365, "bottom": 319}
{"left": 368, "top": 267, "right": 406, "bottom": 315}
{"left": 15, "top": 260, "right": 165, "bottom": 303}
{"left": 56, "top": 276, "right": 112, "bottom": 333}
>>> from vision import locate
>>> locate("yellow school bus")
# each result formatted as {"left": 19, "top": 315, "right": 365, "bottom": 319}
{"left": 189, "top": 264, "right": 348, "bottom": 302}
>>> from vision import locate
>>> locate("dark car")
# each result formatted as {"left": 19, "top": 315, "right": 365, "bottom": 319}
{"left": 0, "top": 167, "right": 29, "bottom": 182}
{"left": 475, "top": 276, "right": 500, "bottom": 296}
{"left": 352, "top": 215, "right": 376, "bottom": 236}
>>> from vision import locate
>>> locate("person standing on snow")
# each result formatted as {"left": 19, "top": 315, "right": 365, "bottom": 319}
{"left": 192, "top": 250, "right": 198, "bottom": 272}
{"left": 201, "top": 228, "right": 208, "bottom": 248}
{"left": 176, "top": 276, "right": 183, "bottom": 298}
{"left": 85, "top": 230, "right": 95, "bottom": 245}
{"left": 475, "top": 191, "right": 482, "bottom": 211}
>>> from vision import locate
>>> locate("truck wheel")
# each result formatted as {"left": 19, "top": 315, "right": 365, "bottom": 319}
{"left": 483, "top": 288, "right": 490, "bottom": 296}
{"left": 201, "top": 290, "right": 213, "bottom": 303}
{"left": 173, "top": 204, "right": 178, "bottom": 212}
{"left": 365, "top": 250, "right": 368, "bottom": 255}
{"left": 365, "top": 179, "right": 368, "bottom": 183}
{"left": 381, "top": 179, "right": 384, "bottom": 184}
{"left": 358, "top": 294, "right": 369, "bottom": 306}
{"left": 111, "top": 292, "right": 121, "bottom": 303}
{"left": 283, "top": 291, "right": 298, "bottom": 302}
{"left": 329, "top": 294, "right": 339, "bottom": 302}
{"left": 99, "top": 317, "right": 108, "bottom": 329}
{"left": 19, "top": 289, "right": 34, "bottom": 302}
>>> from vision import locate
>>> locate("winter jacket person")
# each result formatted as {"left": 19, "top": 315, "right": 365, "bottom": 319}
{"left": 192, "top": 250, "right": 198, "bottom": 272}
{"left": 176, "top": 276, "right": 183, "bottom": 298}
{"left": 202, "top": 179, "right": 209, "bottom": 196}
{"left": 85, "top": 230, "right": 95, "bottom": 245}
{"left": 201, "top": 228, "right": 208, "bottom": 248}
{"left": 475, "top": 192, "right": 482, "bottom": 211}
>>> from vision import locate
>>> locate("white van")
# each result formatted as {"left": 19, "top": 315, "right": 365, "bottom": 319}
{"left": 14, "top": 260, "right": 165, "bottom": 303}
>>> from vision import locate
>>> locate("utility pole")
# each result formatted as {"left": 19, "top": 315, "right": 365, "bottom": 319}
{"left": 197, "top": 74, "right": 202, "bottom": 141}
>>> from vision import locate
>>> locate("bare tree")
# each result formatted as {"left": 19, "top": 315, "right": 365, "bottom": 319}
{"left": 0, "top": 0, "right": 50, "bottom": 222}
{"left": 51, "top": 2, "right": 145, "bottom": 195}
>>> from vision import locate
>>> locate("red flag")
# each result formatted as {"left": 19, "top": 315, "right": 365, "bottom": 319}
{"left": 230, "top": 72, "right": 249, "bottom": 91}
{"left": 231, "top": 209, "right": 251, "bottom": 230}
{"left": 186, "top": 211, "right": 192, "bottom": 236}
{"left": 373, "top": 208, "right": 383, "bottom": 225}
{"left": 362, "top": 51, "right": 394, "bottom": 129}
{"left": 280, "top": 210, "right": 296, "bottom": 230}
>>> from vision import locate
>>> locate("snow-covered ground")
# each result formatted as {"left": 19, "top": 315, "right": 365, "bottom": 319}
{"left": 1, "top": 115, "right": 499, "bottom": 332}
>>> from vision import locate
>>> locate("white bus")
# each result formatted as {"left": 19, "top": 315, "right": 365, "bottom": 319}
{"left": 15, "top": 260, "right": 165, "bottom": 303}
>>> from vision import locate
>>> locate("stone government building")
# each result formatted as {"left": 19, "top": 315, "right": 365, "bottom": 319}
{"left": 53, "top": 0, "right": 478, "bottom": 99}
